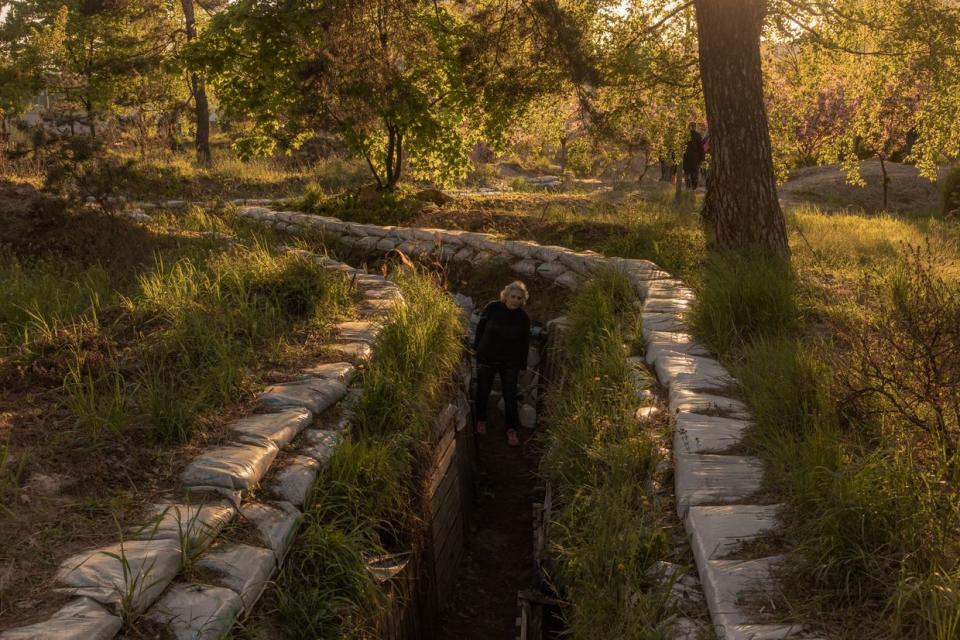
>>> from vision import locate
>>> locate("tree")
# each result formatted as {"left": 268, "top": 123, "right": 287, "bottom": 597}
{"left": 764, "top": 0, "right": 957, "bottom": 209}
{"left": 194, "top": 0, "right": 515, "bottom": 189}
{"left": 764, "top": 43, "right": 852, "bottom": 179}
{"left": 179, "top": 0, "right": 210, "bottom": 164}
{"left": 694, "top": 0, "right": 789, "bottom": 256}
{"left": 1, "top": 1, "right": 183, "bottom": 140}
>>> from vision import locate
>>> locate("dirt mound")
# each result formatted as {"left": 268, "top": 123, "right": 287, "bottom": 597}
{"left": 779, "top": 160, "right": 941, "bottom": 213}
{"left": 0, "top": 180, "right": 171, "bottom": 267}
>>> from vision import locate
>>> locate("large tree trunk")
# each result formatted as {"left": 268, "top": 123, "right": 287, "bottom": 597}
{"left": 181, "top": 0, "right": 211, "bottom": 165}
{"left": 693, "top": 0, "right": 789, "bottom": 256}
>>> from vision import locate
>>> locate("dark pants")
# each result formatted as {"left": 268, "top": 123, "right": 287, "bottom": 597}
{"left": 683, "top": 166, "right": 700, "bottom": 190}
{"left": 475, "top": 362, "right": 520, "bottom": 429}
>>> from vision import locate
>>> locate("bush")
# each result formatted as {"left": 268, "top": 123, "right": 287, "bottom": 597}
{"left": 845, "top": 244, "right": 960, "bottom": 468}
{"left": 40, "top": 135, "right": 138, "bottom": 212}
{"left": 941, "top": 165, "right": 960, "bottom": 217}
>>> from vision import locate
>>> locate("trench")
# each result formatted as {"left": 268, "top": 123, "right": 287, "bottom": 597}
{"left": 436, "top": 325, "right": 544, "bottom": 640}
{"left": 256, "top": 245, "right": 569, "bottom": 640}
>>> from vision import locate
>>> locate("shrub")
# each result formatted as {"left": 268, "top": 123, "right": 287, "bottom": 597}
{"left": 941, "top": 165, "right": 960, "bottom": 217}
{"left": 40, "top": 135, "right": 137, "bottom": 212}
{"left": 844, "top": 244, "right": 960, "bottom": 466}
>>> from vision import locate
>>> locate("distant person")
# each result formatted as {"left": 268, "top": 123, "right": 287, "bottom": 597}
{"left": 473, "top": 281, "right": 531, "bottom": 447}
{"left": 682, "top": 123, "right": 705, "bottom": 190}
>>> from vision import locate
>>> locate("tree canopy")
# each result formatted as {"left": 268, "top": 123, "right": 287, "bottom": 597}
{"left": 3, "top": 0, "right": 959, "bottom": 253}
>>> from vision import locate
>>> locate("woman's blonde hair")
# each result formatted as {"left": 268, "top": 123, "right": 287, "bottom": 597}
{"left": 500, "top": 281, "right": 529, "bottom": 304}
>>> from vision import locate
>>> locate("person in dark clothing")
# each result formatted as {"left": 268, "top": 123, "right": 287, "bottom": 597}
{"left": 682, "top": 122, "right": 705, "bottom": 190}
{"left": 473, "top": 281, "right": 531, "bottom": 447}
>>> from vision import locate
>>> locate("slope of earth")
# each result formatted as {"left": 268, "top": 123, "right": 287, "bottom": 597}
{"left": 779, "top": 160, "right": 944, "bottom": 214}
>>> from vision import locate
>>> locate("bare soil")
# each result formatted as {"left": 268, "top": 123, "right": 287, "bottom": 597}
{"left": 437, "top": 387, "right": 539, "bottom": 640}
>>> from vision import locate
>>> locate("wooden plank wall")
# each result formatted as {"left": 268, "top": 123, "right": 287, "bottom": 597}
{"left": 428, "top": 398, "right": 470, "bottom": 609}
{"left": 379, "top": 367, "right": 474, "bottom": 640}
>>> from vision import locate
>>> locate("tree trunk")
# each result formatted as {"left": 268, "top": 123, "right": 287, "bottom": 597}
{"left": 181, "top": 0, "right": 211, "bottom": 165}
{"left": 879, "top": 154, "right": 889, "bottom": 211}
{"left": 383, "top": 125, "right": 403, "bottom": 190}
{"left": 693, "top": 0, "right": 789, "bottom": 256}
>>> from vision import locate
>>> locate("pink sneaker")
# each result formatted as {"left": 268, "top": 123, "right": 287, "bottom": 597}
{"left": 475, "top": 421, "right": 487, "bottom": 435}
{"left": 506, "top": 428, "right": 519, "bottom": 447}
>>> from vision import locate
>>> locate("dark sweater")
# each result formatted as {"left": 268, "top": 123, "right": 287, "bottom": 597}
{"left": 473, "top": 301, "right": 530, "bottom": 368}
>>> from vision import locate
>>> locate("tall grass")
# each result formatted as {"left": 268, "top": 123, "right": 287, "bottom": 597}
{"left": 121, "top": 240, "right": 354, "bottom": 442}
{"left": 540, "top": 270, "right": 678, "bottom": 639}
{"left": 274, "top": 271, "right": 463, "bottom": 636}
{"left": 351, "top": 271, "right": 465, "bottom": 440}
{"left": 4, "top": 237, "right": 354, "bottom": 443}
{"left": 689, "top": 249, "right": 797, "bottom": 358}
{"left": 277, "top": 437, "right": 412, "bottom": 638}
{"left": 688, "top": 221, "right": 960, "bottom": 637}
{"left": 0, "top": 251, "right": 114, "bottom": 351}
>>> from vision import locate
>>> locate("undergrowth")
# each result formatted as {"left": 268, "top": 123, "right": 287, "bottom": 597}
{"left": 689, "top": 216, "right": 960, "bottom": 638}
{"left": 274, "top": 270, "right": 464, "bottom": 637}
{"left": 3, "top": 234, "right": 355, "bottom": 443}
{"left": 540, "top": 269, "right": 680, "bottom": 639}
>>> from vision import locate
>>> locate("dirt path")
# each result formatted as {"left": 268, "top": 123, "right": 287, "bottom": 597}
{"left": 437, "top": 400, "right": 538, "bottom": 640}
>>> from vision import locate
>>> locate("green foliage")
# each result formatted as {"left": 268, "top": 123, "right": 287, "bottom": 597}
{"left": 764, "top": 0, "right": 960, "bottom": 184}
{"left": 194, "top": 0, "right": 509, "bottom": 188}
{"left": 541, "top": 270, "right": 679, "bottom": 639}
{"left": 276, "top": 517, "right": 385, "bottom": 639}
{"left": 0, "top": 1, "right": 187, "bottom": 136}
{"left": 41, "top": 135, "right": 138, "bottom": 209}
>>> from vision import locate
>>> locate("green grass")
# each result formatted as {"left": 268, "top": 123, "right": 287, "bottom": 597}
{"left": 689, "top": 249, "right": 797, "bottom": 358}
{"left": 3, "top": 227, "right": 355, "bottom": 444}
{"left": 276, "top": 437, "right": 411, "bottom": 638}
{"left": 539, "top": 270, "right": 682, "bottom": 640}
{"left": 0, "top": 251, "right": 115, "bottom": 352}
{"left": 119, "top": 239, "right": 355, "bottom": 442}
{"left": 272, "top": 270, "right": 464, "bottom": 636}
{"left": 351, "top": 271, "right": 465, "bottom": 440}
{"left": 685, "top": 209, "right": 960, "bottom": 638}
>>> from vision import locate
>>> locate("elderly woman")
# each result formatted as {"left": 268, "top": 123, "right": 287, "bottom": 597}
{"left": 473, "top": 281, "right": 531, "bottom": 447}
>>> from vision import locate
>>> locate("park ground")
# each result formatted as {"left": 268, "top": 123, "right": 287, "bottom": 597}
{"left": 2, "top": 151, "right": 960, "bottom": 639}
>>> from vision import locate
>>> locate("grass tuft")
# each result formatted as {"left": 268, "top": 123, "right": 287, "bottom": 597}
{"left": 540, "top": 269, "right": 679, "bottom": 639}
{"left": 352, "top": 271, "right": 464, "bottom": 440}
{"left": 690, "top": 249, "right": 797, "bottom": 358}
